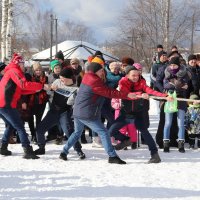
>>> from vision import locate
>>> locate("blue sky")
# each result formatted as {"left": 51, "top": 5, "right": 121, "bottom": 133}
{"left": 34, "top": 0, "right": 127, "bottom": 43}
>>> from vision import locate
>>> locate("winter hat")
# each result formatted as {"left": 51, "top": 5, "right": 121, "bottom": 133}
{"left": 88, "top": 62, "right": 103, "bottom": 73}
{"left": 157, "top": 44, "right": 163, "bottom": 49}
{"left": 11, "top": 53, "right": 24, "bottom": 65}
{"left": 189, "top": 93, "right": 199, "bottom": 100}
{"left": 94, "top": 50, "right": 103, "bottom": 57}
{"left": 188, "top": 54, "right": 197, "bottom": 62}
{"left": 121, "top": 57, "right": 134, "bottom": 65}
{"left": 91, "top": 56, "right": 105, "bottom": 65}
{"left": 55, "top": 50, "right": 64, "bottom": 61}
{"left": 70, "top": 58, "right": 80, "bottom": 65}
{"left": 167, "top": 51, "right": 179, "bottom": 58}
{"left": 133, "top": 63, "right": 143, "bottom": 70}
{"left": 109, "top": 62, "right": 120, "bottom": 72}
{"left": 32, "top": 62, "right": 42, "bottom": 71}
{"left": 60, "top": 68, "right": 74, "bottom": 79}
{"left": 50, "top": 60, "right": 61, "bottom": 71}
{"left": 0, "top": 62, "right": 6, "bottom": 72}
{"left": 169, "top": 56, "right": 180, "bottom": 66}
{"left": 125, "top": 65, "right": 138, "bottom": 75}
{"left": 158, "top": 51, "right": 167, "bottom": 60}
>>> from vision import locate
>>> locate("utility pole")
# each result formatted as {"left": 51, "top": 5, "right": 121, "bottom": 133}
{"left": 191, "top": 13, "right": 195, "bottom": 54}
{"left": 50, "top": 14, "right": 54, "bottom": 61}
{"left": 55, "top": 16, "right": 58, "bottom": 54}
{"left": 164, "top": 0, "right": 170, "bottom": 51}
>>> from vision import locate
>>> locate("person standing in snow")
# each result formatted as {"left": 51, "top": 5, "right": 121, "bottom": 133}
{"left": 108, "top": 65, "right": 173, "bottom": 163}
{"left": 0, "top": 53, "right": 47, "bottom": 159}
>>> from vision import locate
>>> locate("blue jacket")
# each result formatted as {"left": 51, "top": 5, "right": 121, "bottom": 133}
{"left": 73, "top": 72, "right": 128, "bottom": 120}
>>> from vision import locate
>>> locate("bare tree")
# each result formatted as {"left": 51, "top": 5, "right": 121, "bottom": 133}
{"left": 58, "top": 19, "right": 97, "bottom": 44}
{"left": 112, "top": 0, "right": 200, "bottom": 71}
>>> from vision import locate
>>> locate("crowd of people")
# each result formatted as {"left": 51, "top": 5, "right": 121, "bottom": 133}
{"left": 0, "top": 46, "right": 200, "bottom": 165}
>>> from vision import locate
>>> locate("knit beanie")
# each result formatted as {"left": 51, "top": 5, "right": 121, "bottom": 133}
{"left": 0, "top": 62, "right": 6, "bottom": 72}
{"left": 157, "top": 44, "right": 163, "bottom": 49}
{"left": 91, "top": 56, "right": 105, "bottom": 65}
{"left": 158, "top": 51, "right": 167, "bottom": 60}
{"left": 70, "top": 58, "right": 80, "bottom": 65}
{"left": 133, "top": 63, "right": 143, "bottom": 70}
{"left": 189, "top": 94, "right": 199, "bottom": 100}
{"left": 94, "top": 50, "right": 103, "bottom": 57}
{"left": 125, "top": 65, "right": 138, "bottom": 75}
{"left": 55, "top": 50, "right": 64, "bottom": 61}
{"left": 32, "top": 62, "right": 42, "bottom": 71}
{"left": 88, "top": 62, "right": 103, "bottom": 73}
{"left": 109, "top": 62, "right": 120, "bottom": 71}
{"left": 188, "top": 54, "right": 197, "bottom": 62}
{"left": 50, "top": 60, "right": 61, "bottom": 71}
{"left": 11, "top": 53, "right": 24, "bottom": 65}
{"left": 169, "top": 56, "right": 180, "bottom": 66}
{"left": 60, "top": 68, "right": 74, "bottom": 79}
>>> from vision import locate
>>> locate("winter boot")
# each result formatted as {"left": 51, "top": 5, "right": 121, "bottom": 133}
{"left": 54, "top": 136, "right": 63, "bottom": 145}
{"left": 81, "top": 132, "right": 88, "bottom": 144}
{"left": 108, "top": 156, "right": 126, "bottom": 164}
{"left": 163, "top": 140, "right": 170, "bottom": 153}
{"left": 23, "top": 146, "right": 40, "bottom": 159}
{"left": 0, "top": 143, "right": 12, "bottom": 156}
{"left": 114, "top": 139, "right": 132, "bottom": 150}
{"left": 131, "top": 142, "right": 137, "bottom": 149}
{"left": 34, "top": 146, "right": 45, "bottom": 155}
{"left": 178, "top": 140, "right": 185, "bottom": 153}
{"left": 148, "top": 152, "right": 161, "bottom": 164}
{"left": 197, "top": 140, "right": 200, "bottom": 148}
{"left": 59, "top": 152, "right": 67, "bottom": 161}
{"left": 77, "top": 150, "right": 86, "bottom": 159}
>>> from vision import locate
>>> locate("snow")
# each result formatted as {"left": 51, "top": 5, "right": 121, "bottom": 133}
{"left": 1, "top": 76, "right": 200, "bottom": 199}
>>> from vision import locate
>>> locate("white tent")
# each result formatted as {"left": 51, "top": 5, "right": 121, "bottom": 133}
{"left": 31, "top": 40, "right": 118, "bottom": 61}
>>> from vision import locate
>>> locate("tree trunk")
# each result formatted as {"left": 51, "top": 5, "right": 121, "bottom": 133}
{"left": 5, "top": 0, "right": 13, "bottom": 60}
{"left": 1, "top": 0, "right": 8, "bottom": 61}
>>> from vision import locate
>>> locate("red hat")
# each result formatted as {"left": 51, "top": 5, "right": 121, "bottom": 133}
{"left": 11, "top": 53, "right": 24, "bottom": 65}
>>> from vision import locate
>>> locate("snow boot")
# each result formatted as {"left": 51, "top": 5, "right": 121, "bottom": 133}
{"left": 0, "top": 143, "right": 12, "bottom": 156}
{"left": 148, "top": 152, "right": 161, "bottom": 164}
{"left": 77, "top": 150, "right": 86, "bottom": 159}
{"left": 131, "top": 142, "right": 137, "bottom": 149}
{"left": 114, "top": 139, "right": 131, "bottom": 150}
{"left": 23, "top": 146, "right": 40, "bottom": 159}
{"left": 34, "top": 146, "right": 45, "bottom": 155}
{"left": 163, "top": 140, "right": 170, "bottom": 152}
{"left": 54, "top": 136, "right": 63, "bottom": 145}
{"left": 59, "top": 152, "right": 67, "bottom": 161}
{"left": 178, "top": 140, "right": 185, "bottom": 153}
{"left": 108, "top": 156, "right": 126, "bottom": 164}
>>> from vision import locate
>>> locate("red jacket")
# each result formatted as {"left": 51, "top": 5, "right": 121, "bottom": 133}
{"left": 119, "top": 76, "right": 166, "bottom": 116}
{"left": 73, "top": 72, "right": 129, "bottom": 120}
{"left": 0, "top": 63, "right": 43, "bottom": 108}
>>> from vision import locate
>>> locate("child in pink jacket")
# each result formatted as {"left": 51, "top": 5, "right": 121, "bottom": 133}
{"left": 111, "top": 97, "right": 138, "bottom": 149}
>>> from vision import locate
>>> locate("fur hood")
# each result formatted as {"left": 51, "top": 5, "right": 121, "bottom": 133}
{"left": 165, "top": 64, "right": 187, "bottom": 79}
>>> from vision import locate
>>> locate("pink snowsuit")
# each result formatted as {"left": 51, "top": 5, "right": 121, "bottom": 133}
{"left": 111, "top": 98, "right": 137, "bottom": 142}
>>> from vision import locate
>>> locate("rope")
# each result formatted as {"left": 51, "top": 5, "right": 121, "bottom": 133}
{"left": 149, "top": 95, "right": 200, "bottom": 103}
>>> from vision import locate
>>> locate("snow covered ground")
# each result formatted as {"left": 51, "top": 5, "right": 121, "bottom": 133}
{"left": 0, "top": 76, "right": 200, "bottom": 200}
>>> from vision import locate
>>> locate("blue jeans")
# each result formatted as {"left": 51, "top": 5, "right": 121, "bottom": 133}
{"left": 62, "top": 118, "right": 117, "bottom": 157}
{"left": 109, "top": 114, "right": 158, "bottom": 155}
{"left": 164, "top": 109, "right": 185, "bottom": 140}
{"left": 36, "top": 110, "right": 82, "bottom": 152}
{"left": 0, "top": 108, "right": 30, "bottom": 147}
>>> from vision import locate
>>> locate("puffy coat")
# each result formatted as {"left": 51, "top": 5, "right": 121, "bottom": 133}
{"left": 73, "top": 72, "right": 128, "bottom": 120}
{"left": 119, "top": 76, "right": 167, "bottom": 118}
{"left": 0, "top": 63, "right": 43, "bottom": 108}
